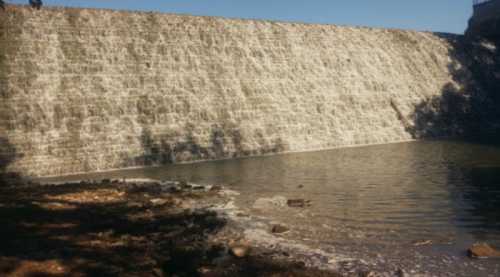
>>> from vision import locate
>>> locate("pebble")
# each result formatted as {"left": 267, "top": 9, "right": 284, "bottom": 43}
{"left": 413, "top": 240, "right": 432, "bottom": 246}
{"left": 359, "top": 271, "right": 379, "bottom": 277}
{"left": 198, "top": 266, "right": 212, "bottom": 274}
{"left": 230, "top": 245, "right": 250, "bottom": 258}
{"left": 395, "top": 268, "right": 406, "bottom": 277}
{"left": 152, "top": 268, "right": 164, "bottom": 277}
{"left": 271, "top": 224, "right": 290, "bottom": 234}
{"left": 150, "top": 198, "right": 168, "bottom": 206}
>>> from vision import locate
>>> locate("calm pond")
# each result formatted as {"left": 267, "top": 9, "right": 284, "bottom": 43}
{"left": 41, "top": 140, "right": 500, "bottom": 275}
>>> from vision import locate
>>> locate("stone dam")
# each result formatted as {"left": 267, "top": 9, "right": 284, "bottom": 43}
{"left": 0, "top": 6, "right": 498, "bottom": 177}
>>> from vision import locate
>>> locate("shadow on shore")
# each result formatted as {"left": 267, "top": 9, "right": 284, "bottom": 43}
{"left": 0, "top": 181, "right": 338, "bottom": 276}
{"left": 0, "top": 181, "right": 225, "bottom": 276}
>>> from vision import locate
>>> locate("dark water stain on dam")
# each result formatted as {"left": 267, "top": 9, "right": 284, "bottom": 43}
{"left": 41, "top": 140, "right": 500, "bottom": 275}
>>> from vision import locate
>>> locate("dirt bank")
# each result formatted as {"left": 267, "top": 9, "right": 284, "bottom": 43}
{"left": 0, "top": 179, "right": 341, "bottom": 276}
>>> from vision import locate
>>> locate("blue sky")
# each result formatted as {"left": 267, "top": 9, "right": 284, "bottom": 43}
{"left": 7, "top": 0, "right": 473, "bottom": 34}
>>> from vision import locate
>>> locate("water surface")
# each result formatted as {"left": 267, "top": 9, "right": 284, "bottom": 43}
{"left": 42, "top": 141, "right": 500, "bottom": 275}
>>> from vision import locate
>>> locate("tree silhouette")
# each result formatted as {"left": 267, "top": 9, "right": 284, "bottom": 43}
{"left": 29, "top": 0, "right": 42, "bottom": 10}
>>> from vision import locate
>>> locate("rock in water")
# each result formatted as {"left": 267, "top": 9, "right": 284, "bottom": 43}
{"left": 209, "top": 185, "right": 223, "bottom": 192}
{"left": 287, "top": 199, "right": 311, "bottom": 208}
{"left": 179, "top": 181, "right": 191, "bottom": 190}
{"left": 468, "top": 243, "right": 500, "bottom": 258}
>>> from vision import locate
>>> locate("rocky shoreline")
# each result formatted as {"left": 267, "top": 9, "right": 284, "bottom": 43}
{"left": 0, "top": 178, "right": 344, "bottom": 277}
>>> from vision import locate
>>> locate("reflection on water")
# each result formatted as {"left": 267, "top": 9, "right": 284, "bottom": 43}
{"left": 459, "top": 166, "right": 500, "bottom": 238}
{"left": 42, "top": 140, "right": 500, "bottom": 256}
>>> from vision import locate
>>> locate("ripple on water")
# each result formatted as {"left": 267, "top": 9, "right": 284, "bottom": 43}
{"left": 40, "top": 141, "right": 500, "bottom": 275}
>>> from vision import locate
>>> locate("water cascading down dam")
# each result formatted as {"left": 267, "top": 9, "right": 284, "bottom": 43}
{"left": 0, "top": 5, "right": 498, "bottom": 177}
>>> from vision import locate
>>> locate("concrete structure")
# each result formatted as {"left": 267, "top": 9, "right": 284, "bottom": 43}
{"left": 467, "top": 0, "right": 500, "bottom": 39}
{"left": 0, "top": 5, "right": 486, "bottom": 177}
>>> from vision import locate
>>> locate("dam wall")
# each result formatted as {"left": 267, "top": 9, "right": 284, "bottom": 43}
{"left": 0, "top": 6, "right": 477, "bottom": 177}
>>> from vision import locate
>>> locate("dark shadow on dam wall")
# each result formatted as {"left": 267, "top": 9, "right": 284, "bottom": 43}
{"left": 132, "top": 124, "right": 288, "bottom": 168}
{"left": 0, "top": 138, "right": 14, "bottom": 175}
{"left": 407, "top": 35, "right": 500, "bottom": 143}
{"left": 0, "top": 137, "right": 23, "bottom": 184}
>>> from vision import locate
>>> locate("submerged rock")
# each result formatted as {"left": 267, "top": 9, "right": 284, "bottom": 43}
{"left": 252, "top": 196, "right": 287, "bottom": 210}
{"left": 468, "top": 243, "right": 500, "bottom": 258}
